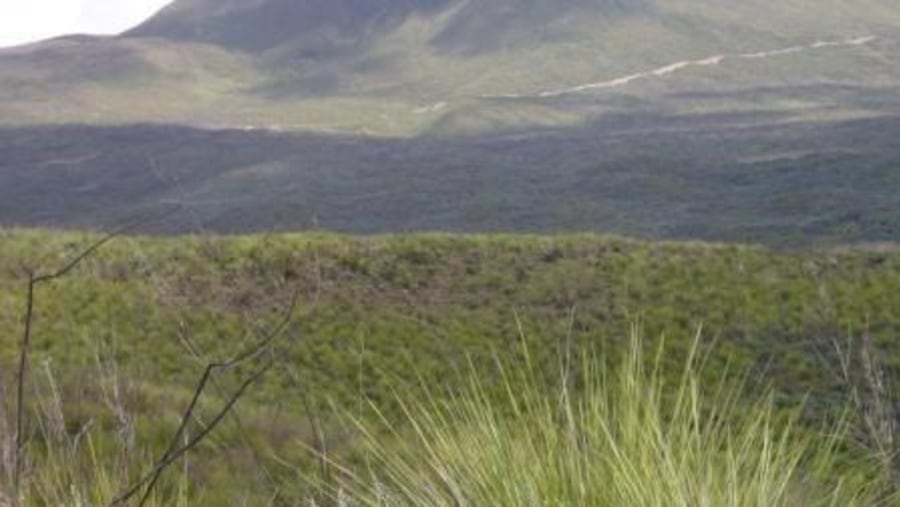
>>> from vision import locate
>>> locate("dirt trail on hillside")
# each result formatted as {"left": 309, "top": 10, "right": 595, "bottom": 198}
{"left": 485, "top": 35, "right": 877, "bottom": 100}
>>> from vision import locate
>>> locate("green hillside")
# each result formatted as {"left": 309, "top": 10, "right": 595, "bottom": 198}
{"left": 1, "top": 0, "right": 899, "bottom": 134}
{"left": 2, "top": 0, "right": 899, "bottom": 238}
{"left": 2, "top": 1, "right": 899, "bottom": 504}
{"left": 3, "top": 120, "right": 898, "bottom": 243}
{"left": 1, "top": 230, "right": 899, "bottom": 503}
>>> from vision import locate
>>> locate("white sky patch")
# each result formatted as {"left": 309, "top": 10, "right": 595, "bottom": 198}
{"left": 0, "top": 0, "right": 172, "bottom": 48}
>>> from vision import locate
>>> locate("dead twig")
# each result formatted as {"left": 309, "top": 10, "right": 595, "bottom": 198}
{"left": 13, "top": 207, "right": 179, "bottom": 499}
{"left": 110, "top": 362, "right": 273, "bottom": 507}
{"left": 109, "top": 289, "right": 298, "bottom": 507}
{"left": 821, "top": 328, "right": 900, "bottom": 484}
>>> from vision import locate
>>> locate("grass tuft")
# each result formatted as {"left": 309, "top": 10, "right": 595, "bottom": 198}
{"left": 326, "top": 328, "right": 888, "bottom": 506}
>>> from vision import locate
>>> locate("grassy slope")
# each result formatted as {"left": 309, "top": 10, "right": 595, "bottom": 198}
{"left": 4, "top": 119, "right": 898, "bottom": 243}
{"left": 334, "top": 333, "right": 886, "bottom": 506}
{"left": 0, "top": 230, "right": 899, "bottom": 502}
{"left": 1, "top": 0, "right": 899, "bottom": 135}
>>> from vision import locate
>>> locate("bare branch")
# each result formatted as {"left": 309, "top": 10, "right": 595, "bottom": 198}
{"left": 108, "top": 289, "right": 299, "bottom": 507}
{"left": 109, "top": 361, "right": 274, "bottom": 507}
{"left": 13, "top": 207, "right": 179, "bottom": 498}
{"left": 172, "top": 317, "right": 282, "bottom": 494}
{"left": 36, "top": 207, "right": 181, "bottom": 284}
{"left": 13, "top": 276, "right": 36, "bottom": 496}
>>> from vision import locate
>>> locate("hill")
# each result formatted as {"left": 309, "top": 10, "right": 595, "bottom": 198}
{"left": 1, "top": 230, "right": 899, "bottom": 502}
{"left": 1, "top": 117, "right": 898, "bottom": 244}
{"left": 1, "top": 0, "right": 899, "bottom": 241}
{"left": 3, "top": 2, "right": 900, "bottom": 501}
{"left": 1, "top": 0, "right": 899, "bottom": 134}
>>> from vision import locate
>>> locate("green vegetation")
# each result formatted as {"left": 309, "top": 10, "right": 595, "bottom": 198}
{"left": 330, "top": 332, "right": 886, "bottom": 506}
{"left": 2, "top": 0, "right": 900, "bottom": 135}
{"left": 5, "top": 5, "right": 900, "bottom": 242}
{"left": 1, "top": 230, "right": 899, "bottom": 504}
{"left": 3, "top": 119, "right": 899, "bottom": 244}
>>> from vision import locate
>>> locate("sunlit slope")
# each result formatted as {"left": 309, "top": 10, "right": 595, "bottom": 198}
{"left": 0, "top": 0, "right": 899, "bottom": 134}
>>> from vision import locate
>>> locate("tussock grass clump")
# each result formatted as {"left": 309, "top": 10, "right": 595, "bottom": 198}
{"left": 331, "top": 330, "right": 887, "bottom": 506}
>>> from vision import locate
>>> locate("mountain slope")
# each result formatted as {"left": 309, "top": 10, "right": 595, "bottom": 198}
{"left": 2, "top": 115, "right": 897, "bottom": 245}
{"left": 1, "top": 0, "right": 899, "bottom": 243}
{"left": 128, "top": 0, "right": 454, "bottom": 52}
{"left": 1, "top": 0, "right": 899, "bottom": 134}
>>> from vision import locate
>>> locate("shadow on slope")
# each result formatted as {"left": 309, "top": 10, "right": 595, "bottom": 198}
{"left": 1, "top": 108, "right": 897, "bottom": 246}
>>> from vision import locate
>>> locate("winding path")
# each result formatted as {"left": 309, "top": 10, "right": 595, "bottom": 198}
{"left": 487, "top": 35, "right": 877, "bottom": 100}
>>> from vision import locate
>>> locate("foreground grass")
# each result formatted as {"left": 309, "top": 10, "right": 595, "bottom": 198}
{"left": 5, "top": 330, "right": 890, "bottom": 506}
{"left": 319, "top": 330, "right": 887, "bottom": 506}
{"left": 1, "top": 230, "right": 899, "bottom": 503}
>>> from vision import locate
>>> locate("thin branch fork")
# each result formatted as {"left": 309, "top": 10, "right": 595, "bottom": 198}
{"left": 110, "top": 361, "right": 273, "bottom": 507}
{"left": 13, "top": 208, "right": 179, "bottom": 499}
{"left": 109, "top": 289, "right": 299, "bottom": 507}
